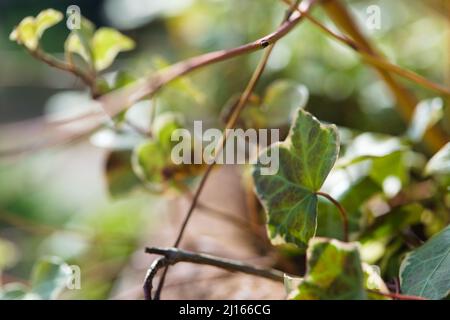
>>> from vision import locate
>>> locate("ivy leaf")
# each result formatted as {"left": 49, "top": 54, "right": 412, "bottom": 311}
{"left": 132, "top": 114, "right": 204, "bottom": 192}
{"left": 10, "top": 9, "right": 63, "bottom": 50}
{"left": 31, "top": 256, "right": 72, "bottom": 300}
{"left": 92, "top": 28, "right": 135, "bottom": 71}
{"left": 65, "top": 24, "right": 135, "bottom": 72}
{"left": 400, "top": 224, "right": 450, "bottom": 299}
{"left": 253, "top": 108, "right": 339, "bottom": 248}
{"left": 291, "top": 238, "right": 367, "bottom": 300}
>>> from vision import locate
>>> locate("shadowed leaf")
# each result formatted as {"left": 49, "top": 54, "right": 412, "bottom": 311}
{"left": 253, "top": 108, "right": 339, "bottom": 248}
{"left": 292, "top": 238, "right": 367, "bottom": 300}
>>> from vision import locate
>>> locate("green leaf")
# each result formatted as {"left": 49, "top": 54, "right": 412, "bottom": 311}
{"left": 317, "top": 177, "right": 381, "bottom": 239}
{"left": 132, "top": 113, "right": 203, "bottom": 192}
{"left": 253, "top": 108, "right": 339, "bottom": 248}
{"left": 10, "top": 9, "right": 63, "bottom": 50}
{"left": 92, "top": 28, "right": 135, "bottom": 71}
{"left": 407, "top": 98, "right": 444, "bottom": 143}
{"left": 400, "top": 224, "right": 450, "bottom": 299}
{"left": 31, "top": 256, "right": 72, "bottom": 300}
{"left": 336, "top": 133, "right": 410, "bottom": 196}
{"left": 0, "top": 283, "right": 30, "bottom": 300}
{"left": 65, "top": 24, "right": 135, "bottom": 72}
{"left": 291, "top": 238, "right": 367, "bottom": 300}
{"left": 337, "top": 133, "right": 407, "bottom": 168}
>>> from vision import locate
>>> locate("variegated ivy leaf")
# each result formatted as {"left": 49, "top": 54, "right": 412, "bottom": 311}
{"left": 132, "top": 113, "right": 204, "bottom": 192}
{"left": 253, "top": 108, "right": 339, "bottom": 248}
{"left": 10, "top": 9, "right": 63, "bottom": 50}
{"left": 400, "top": 224, "right": 450, "bottom": 299}
{"left": 286, "top": 261, "right": 389, "bottom": 300}
{"left": 93, "top": 28, "right": 135, "bottom": 71}
{"left": 65, "top": 24, "right": 135, "bottom": 71}
{"left": 291, "top": 238, "right": 367, "bottom": 300}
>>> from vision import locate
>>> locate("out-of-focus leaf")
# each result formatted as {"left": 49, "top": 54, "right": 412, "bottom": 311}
{"left": 317, "top": 177, "right": 381, "bottom": 239}
{"left": 31, "top": 256, "right": 72, "bottom": 300}
{"left": 370, "top": 151, "right": 408, "bottom": 197}
{"left": 0, "top": 283, "right": 31, "bottom": 300}
{"left": 234, "top": 80, "right": 309, "bottom": 130}
{"left": 253, "top": 108, "right": 339, "bottom": 248}
{"left": 0, "top": 238, "right": 18, "bottom": 271}
{"left": 363, "top": 264, "right": 390, "bottom": 300}
{"left": 65, "top": 23, "right": 134, "bottom": 71}
{"left": 407, "top": 98, "right": 444, "bottom": 143}
{"left": 90, "top": 127, "right": 143, "bottom": 150}
{"left": 132, "top": 113, "right": 203, "bottom": 192}
{"left": 337, "top": 133, "right": 407, "bottom": 168}
{"left": 425, "top": 142, "right": 450, "bottom": 177}
{"left": 92, "top": 28, "right": 135, "bottom": 71}
{"left": 291, "top": 238, "right": 366, "bottom": 300}
{"left": 337, "top": 133, "right": 410, "bottom": 196}
{"left": 361, "top": 204, "right": 423, "bottom": 242}
{"left": 400, "top": 224, "right": 450, "bottom": 299}
{"left": 65, "top": 18, "right": 95, "bottom": 65}
{"left": 10, "top": 9, "right": 63, "bottom": 50}
{"left": 105, "top": 151, "right": 142, "bottom": 198}
{"left": 262, "top": 80, "right": 309, "bottom": 127}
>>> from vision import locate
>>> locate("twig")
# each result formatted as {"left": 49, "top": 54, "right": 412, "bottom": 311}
{"left": 319, "top": 0, "right": 448, "bottom": 151}
{"left": 316, "top": 192, "right": 349, "bottom": 242}
{"left": 0, "top": 0, "right": 316, "bottom": 157}
{"left": 281, "top": 0, "right": 450, "bottom": 96}
{"left": 367, "top": 289, "right": 427, "bottom": 301}
{"left": 148, "top": 0, "right": 309, "bottom": 300}
{"left": 28, "top": 48, "right": 97, "bottom": 95}
{"left": 143, "top": 247, "right": 285, "bottom": 300}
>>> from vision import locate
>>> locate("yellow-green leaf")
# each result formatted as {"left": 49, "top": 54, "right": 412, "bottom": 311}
{"left": 64, "top": 18, "right": 95, "bottom": 65}
{"left": 92, "top": 28, "right": 135, "bottom": 71}
{"left": 10, "top": 9, "right": 63, "bottom": 50}
{"left": 292, "top": 238, "right": 367, "bottom": 300}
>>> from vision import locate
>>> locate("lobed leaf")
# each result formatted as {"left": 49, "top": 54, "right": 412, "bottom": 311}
{"left": 253, "top": 108, "right": 339, "bottom": 248}
{"left": 92, "top": 28, "right": 135, "bottom": 71}
{"left": 291, "top": 238, "right": 367, "bottom": 300}
{"left": 10, "top": 9, "right": 63, "bottom": 50}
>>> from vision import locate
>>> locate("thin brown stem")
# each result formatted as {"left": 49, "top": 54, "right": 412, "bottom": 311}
{"left": 316, "top": 191, "right": 349, "bottom": 242}
{"left": 0, "top": 1, "right": 317, "bottom": 157}
{"left": 367, "top": 289, "right": 427, "bottom": 301}
{"left": 144, "top": 247, "right": 284, "bottom": 299}
{"left": 28, "top": 48, "right": 97, "bottom": 95}
{"left": 281, "top": 0, "right": 450, "bottom": 97}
